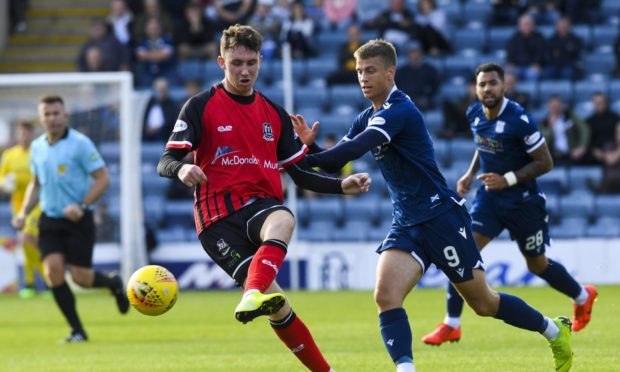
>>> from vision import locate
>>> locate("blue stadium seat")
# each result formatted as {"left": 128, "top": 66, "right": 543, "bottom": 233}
{"left": 257, "top": 86, "right": 285, "bottom": 107}
{"left": 442, "top": 55, "right": 478, "bottom": 80}
{"left": 450, "top": 138, "right": 475, "bottom": 164}
{"left": 550, "top": 217, "right": 587, "bottom": 239}
{"left": 307, "top": 197, "right": 344, "bottom": 224}
{"left": 333, "top": 220, "right": 372, "bottom": 241}
{"left": 317, "top": 32, "right": 347, "bottom": 52}
{"left": 438, "top": 81, "right": 467, "bottom": 103}
{"left": 296, "top": 107, "right": 324, "bottom": 123}
{"left": 368, "top": 219, "right": 393, "bottom": 242}
{"left": 586, "top": 217, "right": 620, "bottom": 237}
{"left": 591, "top": 25, "right": 618, "bottom": 50}
{"left": 583, "top": 52, "right": 616, "bottom": 76}
{"left": 163, "top": 200, "right": 195, "bottom": 228}
{"left": 594, "top": 195, "right": 620, "bottom": 217}
{"left": 99, "top": 141, "right": 120, "bottom": 164}
{"left": 568, "top": 166, "right": 603, "bottom": 191}
{"left": 329, "top": 85, "right": 366, "bottom": 111}
{"left": 434, "top": 139, "right": 450, "bottom": 167}
{"left": 317, "top": 113, "right": 354, "bottom": 137}
{"left": 177, "top": 59, "right": 206, "bottom": 81}
{"left": 602, "top": 0, "right": 620, "bottom": 14}
{"left": 307, "top": 57, "right": 338, "bottom": 80}
{"left": 538, "top": 166, "right": 568, "bottom": 195}
{"left": 424, "top": 109, "right": 444, "bottom": 135}
{"left": 343, "top": 197, "right": 379, "bottom": 223}
{"left": 297, "top": 220, "right": 333, "bottom": 241}
{"left": 487, "top": 26, "right": 515, "bottom": 51}
{"left": 538, "top": 25, "right": 554, "bottom": 38}
{"left": 573, "top": 79, "right": 607, "bottom": 103}
{"left": 157, "top": 226, "right": 187, "bottom": 243}
{"left": 294, "top": 86, "right": 327, "bottom": 110}
{"left": 141, "top": 142, "right": 166, "bottom": 166}
{"left": 544, "top": 193, "right": 560, "bottom": 221}
{"left": 143, "top": 195, "right": 165, "bottom": 225}
{"left": 463, "top": 1, "right": 491, "bottom": 26}
{"left": 572, "top": 25, "right": 592, "bottom": 50}
{"left": 377, "top": 199, "right": 393, "bottom": 222}
{"left": 142, "top": 172, "right": 172, "bottom": 199}
{"left": 516, "top": 80, "right": 539, "bottom": 103}
{"left": 451, "top": 27, "right": 487, "bottom": 52}
{"left": 559, "top": 191, "right": 595, "bottom": 218}
{"left": 607, "top": 79, "right": 620, "bottom": 101}
{"left": 538, "top": 80, "right": 573, "bottom": 104}
{"left": 574, "top": 100, "right": 595, "bottom": 118}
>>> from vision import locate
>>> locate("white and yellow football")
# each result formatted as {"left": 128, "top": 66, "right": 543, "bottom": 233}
{"left": 126, "top": 265, "right": 178, "bottom": 316}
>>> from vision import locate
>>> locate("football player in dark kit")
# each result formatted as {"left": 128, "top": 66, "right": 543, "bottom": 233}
{"left": 292, "top": 42, "right": 573, "bottom": 372}
{"left": 157, "top": 24, "right": 370, "bottom": 372}
{"left": 422, "top": 63, "right": 597, "bottom": 348}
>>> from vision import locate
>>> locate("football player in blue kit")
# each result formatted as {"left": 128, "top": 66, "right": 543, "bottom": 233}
{"left": 422, "top": 63, "right": 597, "bottom": 348}
{"left": 291, "top": 42, "right": 573, "bottom": 372}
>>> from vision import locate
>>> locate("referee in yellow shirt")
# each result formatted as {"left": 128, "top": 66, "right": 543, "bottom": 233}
{"left": 0, "top": 121, "right": 44, "bottom": 298}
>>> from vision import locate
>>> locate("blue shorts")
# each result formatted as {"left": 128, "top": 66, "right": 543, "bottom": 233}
{"left": 470, "top": 192, "right": 550, "bottom": 257}
{"left": 377, "top": 204, "right": 484, "bottom": 283}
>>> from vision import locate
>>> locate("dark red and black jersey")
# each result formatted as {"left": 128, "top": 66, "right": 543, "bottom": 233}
{"left": 165, "top": 83, "right": 307, "bottom": 234}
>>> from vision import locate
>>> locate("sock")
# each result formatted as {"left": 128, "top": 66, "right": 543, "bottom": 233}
{"left": 396, "top": 360, "right": 415, "bottom": 372}
{"left": 494, "top": 293, "right": 544, "bottom": 332}
{"left": 443, "top": 316, "right": 461, "bottom": 329}
{"left": 447, "top": 283, "right": 464, "bottom": 318}
{"left": 540, "top": 317, "right": 560, "bottom": 341}
{"left": 270, "top": 310, "right": 331, "bottom": 372}
{"left": 245, "top": 239, "right": 287, "bottom": 293}
{"left": 51, "top": 282, "right": 84, "bottom": 334}
{"left": 93, "top": 271, "right": 115, "bottom": 289}
{"left": 379, "top": 308, "right": 413, "bottom": 365}
{"left": 573, "top": 286, "right": 589, "bottom": 305}
{"left": 537, "top": 259, "right": 582, "bottom": 299}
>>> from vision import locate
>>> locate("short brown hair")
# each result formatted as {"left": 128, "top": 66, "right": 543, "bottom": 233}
{"left": 353, "top": 39, "right": 397, "bottom": 68}
{"left": 475, "top": 63, "right": 505, "bottom": 82}
{"left": 220, "top": 24, "right": 263, "bottom": 56}
{"left": 39, "top": 94, "right": 65, "bottom": 106}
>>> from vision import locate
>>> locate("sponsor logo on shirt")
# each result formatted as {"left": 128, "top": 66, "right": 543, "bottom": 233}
{"left": 475, "top": 135, "right": 503, "bottom": 153}
{"left": 263, "top": 122, "right": 274, "bottom": 141}
{"left": 217, "top": 125, "right": 233, "bottom": 132}
{"left": 211, "top": 146, "right": 238, "bottom": 165}
{"left": 369, "top": 116, "right": 386, "bottom": 126}
{"left": 173, "top": 120, "right": 188, "bottom": 133}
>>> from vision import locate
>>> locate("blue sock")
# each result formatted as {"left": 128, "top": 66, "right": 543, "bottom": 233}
{"left": 447, "top": 283, "right": 464, "bottom": 317}
{"left": 537, "top": 259, "right": 581, "bottom": 299}
{"left": 494, "top": 293, "right": 545, "bottom": 332}
{"left": 379, "top": 308, "right": 413, "bottom": 365}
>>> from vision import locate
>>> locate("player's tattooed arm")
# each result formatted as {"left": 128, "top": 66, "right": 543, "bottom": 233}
{"left": 516, "top": 141, "right": 554, "bottom": 182}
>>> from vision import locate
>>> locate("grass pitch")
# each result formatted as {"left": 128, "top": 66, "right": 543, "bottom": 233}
{"left": 0, "top": 286, "right": 618, "bottom": 371}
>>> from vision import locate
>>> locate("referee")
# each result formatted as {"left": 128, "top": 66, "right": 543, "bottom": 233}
{"left": 12, "top": 95, "right": 129, "bottom": 343}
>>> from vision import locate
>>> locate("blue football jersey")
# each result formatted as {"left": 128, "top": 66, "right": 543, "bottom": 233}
{"left": 346, "top": 87, "right": 463, "bottom": 226}
{"left": 466, "top": 98, "right": 545, "bottom": 206}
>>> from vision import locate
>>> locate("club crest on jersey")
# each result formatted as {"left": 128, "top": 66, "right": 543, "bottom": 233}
{"left": 216, "top": 238, "right": 231, "bottom": 256}
{"left": 173, "top": 120, "right": 188, "bottom": 132}
{"left": 495, "top": 120, "right": 505, "bottom": 133}
{"left": 262, "top": 122, "right": 274, "bottom": 141}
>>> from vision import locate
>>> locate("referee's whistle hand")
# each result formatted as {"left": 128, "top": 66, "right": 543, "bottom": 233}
{"left": 178, "top": 164, "right": 208, "bottom": 187}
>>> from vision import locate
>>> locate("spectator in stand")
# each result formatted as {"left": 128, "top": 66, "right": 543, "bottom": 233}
{"left": 562, "top": 0, "right": 602, "bottom": 25}
{"left": 107, "top": 0, "right": 133, "bottom": 46}
{"left": 490, "top": 0, "right": 525, "bottom": 26}
{"left": 394, "top": 41, "right": 439, "bottom": 111}
{"left": 596, "top": 122, "right": 620, "bottom": 194}
{"left": 142, "top": 77, "right": 179, "bottom": 142}
{"left": 249, "top": 0, "right": 282, "bottom": 60}
{"left": 175, "top": 3, "right": 217, "bottom": 61}
{"left": 506, "top": 14, "right": 547, "bottom": 81}
{"left": 544, "top": 16, "right": 582, "bottom": 81}
{"left": 271, "top": 0, "right": 292, "bottom": 23}
{"left": 77, "top": 18, "right": 130, "bottom": 72}
{"left": 323, "top": 0, "right": 357, "bottom": 31}
{"left": 439, "top": 77, "right": 477, "bottom": 139}
{"left": 585, "top": 92, "right": 620, "bottom": 165}
{"left": 133, "top": 0, "right": 174, "bottom": 43}
{"left": 539, "top": 95, "right": 590, "bottom": 166}
{"left": 81, "top": 46, "right": 106, "bottom": 72}
{"left": 504, "top": 71, "right": 531, "bottom": 110}
{"left": 281, "top": 1, "right": 317, "bottom": 59}
{"left": 212, "top": 0, "right": 255, "bottom": 30}
{"left": 525, "top": 0, "right": 560, "bottom": 26}
{"left": 135, "top": 17, "right": 177, "bottom": 87}
{"left": 362, "top": 0, "right": 416, "bottom": 51}
{"left": 612, "top": 33, "right": 620, "bottom": 78}
{"left": 304, "top": 0, "right": 328, "bottom": 33}
{"left": 415, "top": 0, "right": 451, "bottom": 57}
{"left": 326, "top": 23, "right": 362, "bottom": 87}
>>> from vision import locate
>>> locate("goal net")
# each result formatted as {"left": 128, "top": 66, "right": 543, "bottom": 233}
{"left": 0, "top": 72, "right": 147, "bottom": 281}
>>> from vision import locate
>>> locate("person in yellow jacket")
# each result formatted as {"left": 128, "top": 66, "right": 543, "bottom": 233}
{"left": 0, "top": 121, "right": 44, "bottom": 298}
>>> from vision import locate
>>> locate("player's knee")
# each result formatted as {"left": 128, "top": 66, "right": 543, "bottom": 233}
{"left": 373, "top": 287, "right": 398, "bottom": 310}
{"left": 467, "top": 293, "right": 499, "bottom": 317}
{"left": 526, "top": 260, "right": 547, "bottom": 275}
{"left": 44, "top": 266, "right": 64, "bottom": 286}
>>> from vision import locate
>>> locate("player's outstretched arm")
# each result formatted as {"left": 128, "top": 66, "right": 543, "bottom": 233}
{"left": 341, "top": 173, "right": 372, "bottom": 195}
{"left": 290, "top": 114, "right": 319, "bottom": 147}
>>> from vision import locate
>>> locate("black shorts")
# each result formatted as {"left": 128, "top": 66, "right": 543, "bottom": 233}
{"left": 38, "top": 211, "right": 96, "bottom": 268}
{"left": 198, "top": 198, "right": 292, "bottom": 286}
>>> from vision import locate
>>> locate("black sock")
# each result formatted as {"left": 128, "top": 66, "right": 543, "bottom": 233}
{"left": 93, "top": 271, "right": 115, "bottom": 289}
{"left": 51, "top": 283, "right": 84, "bottom": 334}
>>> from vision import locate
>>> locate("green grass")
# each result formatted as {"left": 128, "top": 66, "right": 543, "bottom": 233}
{"left": 1, "top": 286, "right": 618, "bottom": 371}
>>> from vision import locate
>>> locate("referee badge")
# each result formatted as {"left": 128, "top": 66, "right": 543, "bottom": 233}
{"left": 262, "top": 122, "right": 274, "bottom": 141}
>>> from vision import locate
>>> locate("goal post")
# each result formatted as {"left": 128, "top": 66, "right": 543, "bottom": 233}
{"left": 0, "top": 72, "right": 148, "bottom": 281}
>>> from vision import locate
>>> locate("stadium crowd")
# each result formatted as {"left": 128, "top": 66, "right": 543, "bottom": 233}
{"left": 3, "top": 0, "right": 620, "bottom": 246}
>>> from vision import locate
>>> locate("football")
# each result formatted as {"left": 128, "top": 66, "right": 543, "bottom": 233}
{"left": 126, "top": 265, "right": 178, "bottom": 316}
